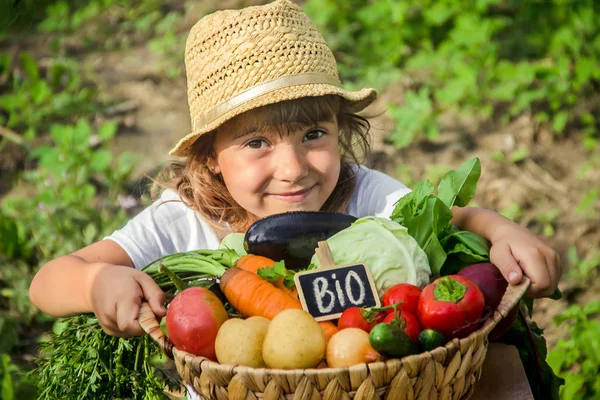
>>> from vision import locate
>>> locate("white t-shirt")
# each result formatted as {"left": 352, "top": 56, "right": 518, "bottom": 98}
{"left": 106, "top": 165, "right": 410, "bottom": 270}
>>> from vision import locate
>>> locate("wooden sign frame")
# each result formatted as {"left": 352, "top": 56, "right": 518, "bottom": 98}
{"left": 294, "top": 241, "right": 381, "bottom": 322}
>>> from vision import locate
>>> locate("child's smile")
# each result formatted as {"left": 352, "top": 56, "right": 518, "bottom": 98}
{"left": 214, "top": 110, "right": 341, "bottom": 218}
{"left": 267, "top": 184, "right": 316, "bottom": 203}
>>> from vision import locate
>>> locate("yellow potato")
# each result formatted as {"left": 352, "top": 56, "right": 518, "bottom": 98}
{"left": 262, "top": 309, "right": 326, "bottom": 369}
{"left": 215, "top": 316, "right": 269, "bottom": 367}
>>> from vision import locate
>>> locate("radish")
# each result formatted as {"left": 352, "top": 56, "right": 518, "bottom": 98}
{"left": 165, "top": 287, "right": 229, "bottom": 360}
{"left": 457, "top": 263, "right": 517, "bottom": 339}
{"left": 457, "top": 263, "right": 507, "bottom": 310}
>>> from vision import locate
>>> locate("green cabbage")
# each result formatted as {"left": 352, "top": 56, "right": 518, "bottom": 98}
{"left": 310, "top": 216, "right": 431, "bottom": 296}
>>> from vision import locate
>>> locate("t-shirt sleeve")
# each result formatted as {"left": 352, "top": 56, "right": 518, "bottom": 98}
{"left": 104, "top": 190, "right": 222, "bottom": 269}
{"left": 347, "top": 165, "right": 412, "bottom": 219}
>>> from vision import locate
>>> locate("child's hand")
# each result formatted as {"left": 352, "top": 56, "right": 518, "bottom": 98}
{"left": 489, "top": 222, "right": 563, "bottom": 298}
{"left": 88, "top": 263, "right": 166, "bottom": 337}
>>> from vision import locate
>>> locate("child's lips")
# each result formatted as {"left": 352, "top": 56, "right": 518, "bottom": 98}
{"left": 270, "top": 185, "right": 315, "bottom": 203}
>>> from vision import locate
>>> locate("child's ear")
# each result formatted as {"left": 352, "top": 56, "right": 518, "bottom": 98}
{"left": 207, "top": 161, "right": 221, "bottom": 175}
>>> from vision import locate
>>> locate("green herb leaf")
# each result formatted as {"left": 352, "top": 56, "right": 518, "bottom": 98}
{"left": 283, "top": 270, "right": 296, "bottom": 288}
{"left": 257, "top": 260, "right": 287, "bottom": 281}
{"left": 257, "top": 261, "right": 297, "bottom": 289}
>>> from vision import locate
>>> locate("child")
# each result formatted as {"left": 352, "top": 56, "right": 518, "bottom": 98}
{"left": 30, "top": 0, "right": 561, "bottom": 367}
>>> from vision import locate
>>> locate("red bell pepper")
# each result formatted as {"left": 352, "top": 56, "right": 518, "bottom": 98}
{"left": 417, "top": 275, "right": 485, "bottom": 339}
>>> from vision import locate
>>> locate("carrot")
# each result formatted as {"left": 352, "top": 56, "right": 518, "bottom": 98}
{"left": 235, "top": 254, "right": 276, "bottom": 274}
{"left": 319, "top": 320, "right": 339, "bottom": 342}
{"left": 220, "top": 267, "right": 337, "bottom": 341}
{"left": 234, "top": 254, "right": 298, "bottom": 300}
{"left": 288, "top": 286, "right": 299, "bottom": 301}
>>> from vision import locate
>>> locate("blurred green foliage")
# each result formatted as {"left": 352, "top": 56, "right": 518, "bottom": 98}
{"left": 0, "top": 52, "right": 98, "bottom": 140}
{"left": 548, "top": 301, "right": 600, "bottom": 400}
{"left": 0, "top": 117, "right": 136, "bottom": 397}
{"left": 305, "top": 0, "right": 600, "bottom": 148}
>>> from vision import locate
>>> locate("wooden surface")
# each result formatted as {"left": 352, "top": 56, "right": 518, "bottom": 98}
{"left": 470, "top": 343, "right": 534, "bottom": 400}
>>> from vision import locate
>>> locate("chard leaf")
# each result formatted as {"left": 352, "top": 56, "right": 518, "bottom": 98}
{"left": 423, "top": 235, "right": 447, "bottom": 277}
{"left": 439, "top": 228, "right": 490, "bottom": 263}
{"left": 390, "top": 158, "right": 485, "bottom": 278}
{"left": 441, "top": 243, "right": 490, "bottom": 275}
{"left": 390, "top": 179, "right": 435, "bottom": 224}
{"left": 439, "top": 225, "right": 490, "bottom": 275}
{"left": 437, "top": 157, "right": 481, "bottom": 208}
{"left": 405, "top": 197, "right": 453, "bottom": 244}
{"left": 403, "top": 197, "right": 453, "bottom": 276}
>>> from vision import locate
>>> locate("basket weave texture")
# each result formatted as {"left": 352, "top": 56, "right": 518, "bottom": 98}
{"left": 140, "top": 278, "right": 529, "bottom": 400}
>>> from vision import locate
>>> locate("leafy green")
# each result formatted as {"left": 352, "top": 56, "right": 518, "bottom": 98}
{"left": 437, "top": 158, "right": 481, "bottom": 208}
{"left": 390, "top": 158, "right": 490, "bottom": 277}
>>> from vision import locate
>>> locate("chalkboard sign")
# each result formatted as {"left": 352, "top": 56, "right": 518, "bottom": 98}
{"left": 294, "top": 242, "right": 380, "bottom": 321}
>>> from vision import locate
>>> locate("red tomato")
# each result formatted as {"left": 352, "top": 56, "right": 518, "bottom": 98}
{"left": 417, "top": 275, "right": 485, "bottom": 339}
{"left": 383, "top": 310, "right": 422, "bottom": 343}
{"left": 165, "top": 287, "right": 229, "bottom": 360}
{"left": 382, "top": 283, "right": 422, "bottom": 315}
{"left": 338, "top": 306, "right": 386, "bottom": 333}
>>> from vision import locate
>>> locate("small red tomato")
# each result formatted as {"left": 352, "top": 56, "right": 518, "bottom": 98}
{"left": 382, "top": 283, "right": 422, "bottom": 315}
{"left": 166, "top": 287, "right": 229, "bottom": 360}
{"left": 338, "top": 306, "right": 387, "bottom": 333}
{"left": 417, "top": 275, "right": 485, "bottom": 339}
{"left": 383, "top": 310, "right": 422, "bottom": 343}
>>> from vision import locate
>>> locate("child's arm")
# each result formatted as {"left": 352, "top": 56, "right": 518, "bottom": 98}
{"left": 452, "top": 206, "right": 562, "bottom": 298}
{"left": 29, "top": 239, "right": 166, "bottom": 337}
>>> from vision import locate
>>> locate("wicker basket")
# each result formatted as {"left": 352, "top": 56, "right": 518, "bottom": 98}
{"left": 139, "top": 277, "right": 530, "bottom": 400}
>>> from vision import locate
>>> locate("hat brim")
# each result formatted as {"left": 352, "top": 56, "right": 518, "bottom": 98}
{"left": 169, "top": 84, "right": 377, "bottom": 157}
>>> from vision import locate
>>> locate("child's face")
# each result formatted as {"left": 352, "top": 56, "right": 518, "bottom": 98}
{"left": 214, "top": 111, "right": 341, "bottom": 219}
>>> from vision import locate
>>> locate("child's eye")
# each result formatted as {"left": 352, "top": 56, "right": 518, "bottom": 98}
{"left": 303, "top": 129, "right": 326, "bottom": 142}
{"left": 245, "top": 138, "right": 268, "bottom": 149}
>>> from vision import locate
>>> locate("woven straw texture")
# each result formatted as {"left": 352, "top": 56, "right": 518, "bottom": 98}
{"left": 170, "top": 0, "right": 376, "bottom": 156}
{"left": 140, "top": 278, "right": 530, "bottom": 400}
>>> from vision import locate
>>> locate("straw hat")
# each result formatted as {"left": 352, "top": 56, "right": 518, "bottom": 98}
{"left": 169, "top": 0, "right": 377, "bottom": 157}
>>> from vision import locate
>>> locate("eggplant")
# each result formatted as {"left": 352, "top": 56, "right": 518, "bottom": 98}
{"left": 244, "top": 211, "right": 357, "bottom": 271}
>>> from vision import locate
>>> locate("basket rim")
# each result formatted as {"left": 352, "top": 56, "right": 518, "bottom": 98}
{"left": 139, "top": 276, "right": 530, "bottom": 375}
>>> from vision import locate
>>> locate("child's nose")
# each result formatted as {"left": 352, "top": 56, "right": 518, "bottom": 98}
{"left": 272, "top": 144, "right": 308, "bottom": 183}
